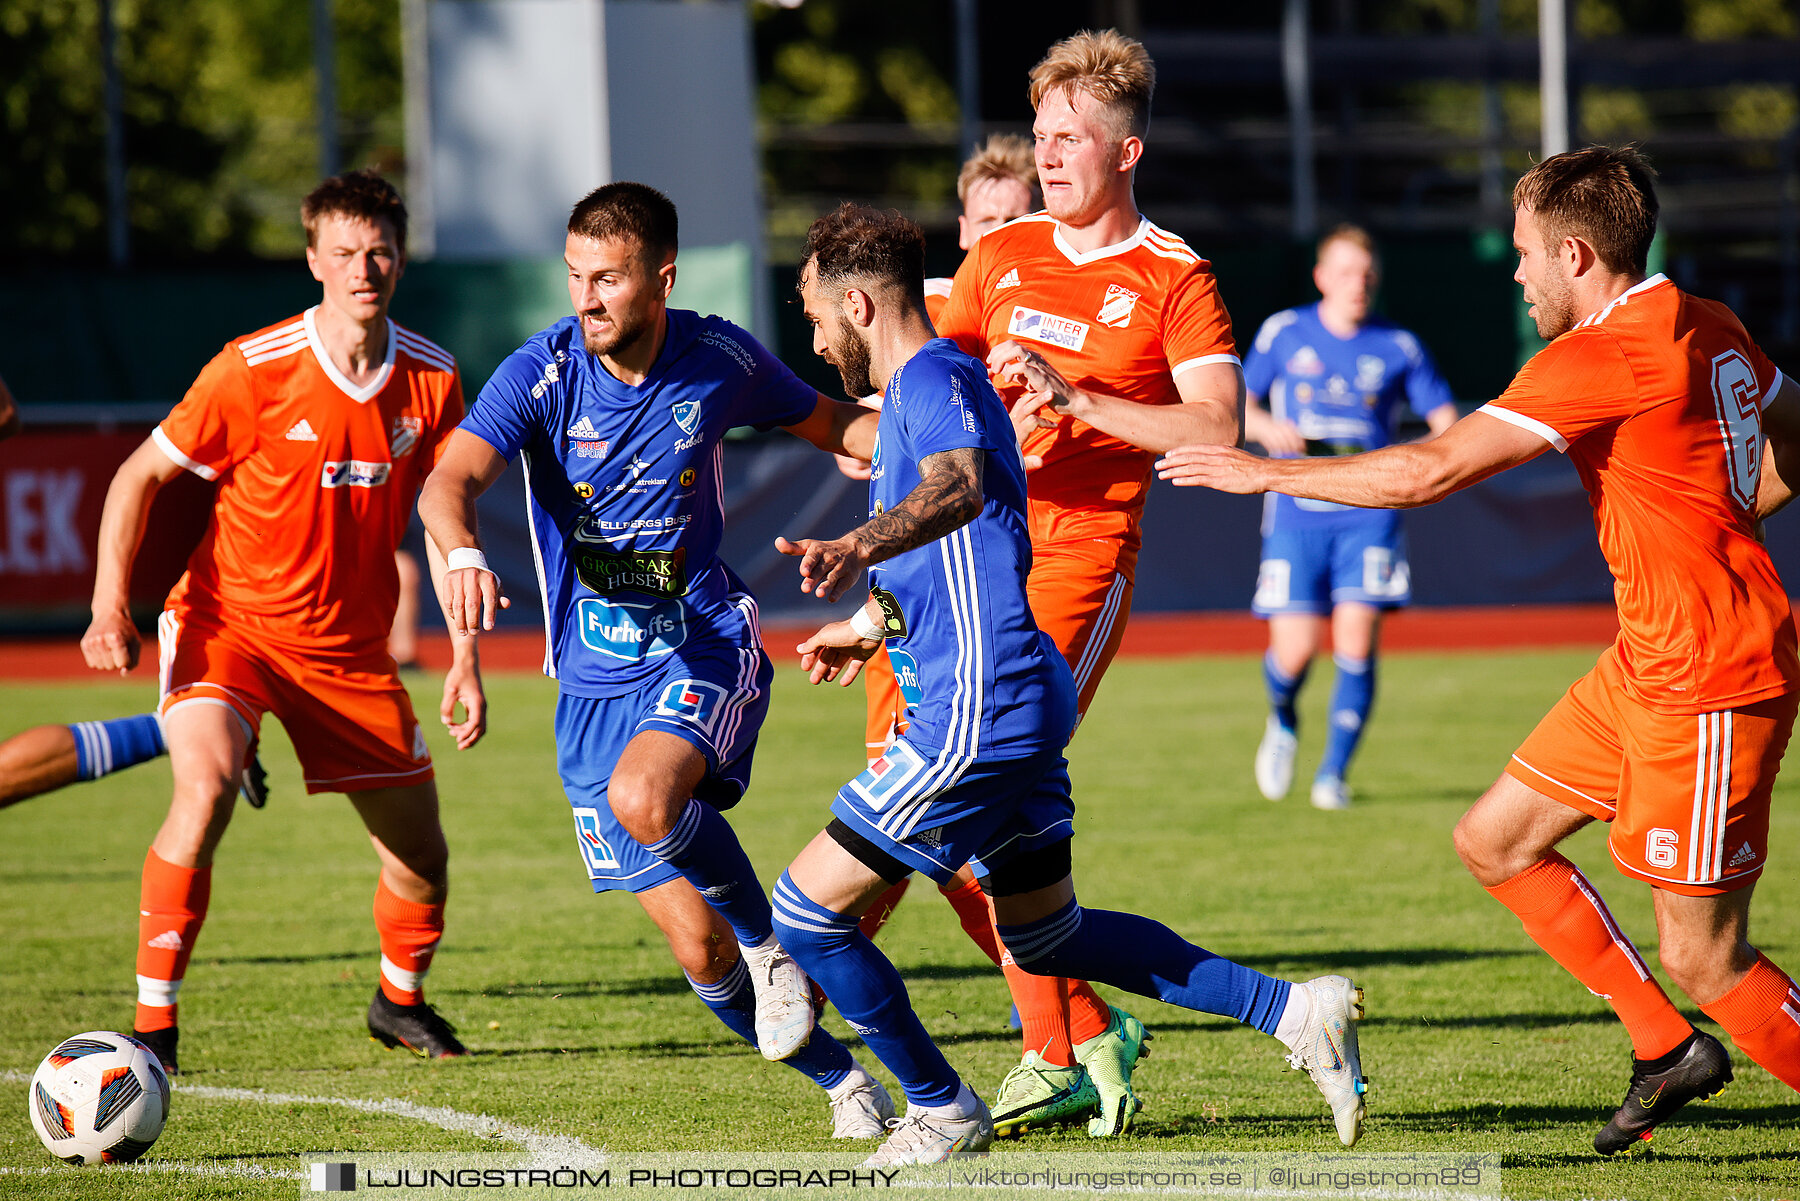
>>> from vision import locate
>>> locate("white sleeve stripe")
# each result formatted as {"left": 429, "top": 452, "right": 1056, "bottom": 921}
{"left": 1171, "top": 353, "right": 1241, "bottom": 378}
{"left": 1764, "top": 368, "right": 1787, "bottom": 410}
{"left": 152, "top": 426, "right": 220, "bottom": 481}
{"left": 397, "top": 341, "right": 457, "bottom": 373}
{"left": 1480, "top": 403, "right": 1569, "bottom": 452}
{"left": 238, "top": 321, "right": 306, "bottom": 352}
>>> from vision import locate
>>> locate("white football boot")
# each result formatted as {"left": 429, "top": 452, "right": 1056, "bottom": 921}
{"left": 739, "top": 937, "right": 816, "bottom": 1060}
{"left": 1255, "top": 717, "right": 1299, "bottom": 801}
{"left": 1310, "top": 774, "right": 1352, "bottom": 811}
{"left": 1284, "top": 975, "right": 1368, "bottom": 1146}
{"left": 829, "top": 1059, "right": 898, "bottom": 1139}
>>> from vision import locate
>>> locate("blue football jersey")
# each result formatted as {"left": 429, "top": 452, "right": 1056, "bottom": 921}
{"left": 1244, "top": 304, "right": 1455, "bottom": 525}
{"left": 866, "top": 339, "right": 1076, "bottom": 760}
{"left": 461, "top": 309, "right": 817, "bottom": 697}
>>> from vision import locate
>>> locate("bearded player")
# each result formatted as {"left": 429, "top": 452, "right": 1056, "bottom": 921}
{"left": 932, "top": 29, "right": 1243, "bottom": 1135}
{"left": 1161, "top": 145, "right": 1800, "bottom": 1154}
{"left": 80, "top": 170, "right": 482, "bottom": 1073}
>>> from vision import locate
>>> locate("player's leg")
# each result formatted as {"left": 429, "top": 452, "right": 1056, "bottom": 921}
{"left": 1005, "top": 541, "right": 1143, "bottom": 1123}
{"left": 349, "top": 780, "right": 464, "bottom": 1058}
{"left": 132, "top": 697, "right": 253, "bottom": 1073}
{"left": 605, "top": 650, "right": 815, "bottom": 1060}
{"left": 1259, "top": 615, "right": 1322, "bottom": 801}
{"left": 1252, "top": 526, "right": 1330, "bottom": 801}
{"left": 1312, "top": 602, "right": 1381, "bottom": 810}
{"left": 1454, "top": 773, "right": 1695, "bottom": 1059}
{"left": 1663, "top": 886, "right": 1800, "bottom": 1093}
{"left": 987, "top": 851, "right": 1367, "bottom": 1147}
{"left": 0, "top": 715, "right": 165, "bottom": 808}
{"left": 774, "top": 828, "right": 992, "bottom": 1163}
{"left": 636, "top": 876, "right": 895, "bottom": 1139}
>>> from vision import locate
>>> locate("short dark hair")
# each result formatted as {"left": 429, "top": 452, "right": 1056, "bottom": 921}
{"left": 801, "top": 202, "right": 927, "bottom": 310}
{"left": 302, "top": 169, "right": 408, "bottom": 253}
{"left": 568, "top": 182, "right": 679, "bottom": 265}
{"left": 1512, "top": 145, "right": 1659, "bottom": 276}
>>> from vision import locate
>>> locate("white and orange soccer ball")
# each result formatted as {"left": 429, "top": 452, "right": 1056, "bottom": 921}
{"left": 28, "top": 1032, "right": 170, "bottom": 1165}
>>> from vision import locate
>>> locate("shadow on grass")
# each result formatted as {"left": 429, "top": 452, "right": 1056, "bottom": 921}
{"left": 449, "top": 976, "right": 696, "bottom": 1000}
{"left": 1363, "top": 1009, "right": 1624, "bottom": 1030}
{"left": 1374, "top": 1099, "right": 1800, "bottom": 1132}
{"left": 208, "top": 950, "right": 368, "bottom": 966}
{"left": 1234, "top": 947, "right": 1535, "bottom": 972}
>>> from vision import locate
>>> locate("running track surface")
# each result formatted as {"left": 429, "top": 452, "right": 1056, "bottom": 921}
{"left": 0, "top": 605, "right": 1628, "bottom": 681}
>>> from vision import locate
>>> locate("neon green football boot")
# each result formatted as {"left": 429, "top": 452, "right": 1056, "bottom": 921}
{"left": 990, "top": 1051, "right": 1100, "bottom": 1137}
{"left": 1073, "top": 1005, "right": 1152, "bottom": 1136}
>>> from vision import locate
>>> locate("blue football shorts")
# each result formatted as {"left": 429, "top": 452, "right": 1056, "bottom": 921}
{"left": 555, "top": 638, "right": 773, "bottom": 895}
{"left": 830, "top": 740, "right": 1075, "bottom": 886}
{"left": 1253, "top": 512, "right": 1411, "bottom": 615}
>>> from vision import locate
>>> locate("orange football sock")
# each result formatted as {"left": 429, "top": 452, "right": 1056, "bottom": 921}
{"left": 1002, "top": 955, "right": 1077, "bottom": 1067}
{"left": 857, "top": 878, "right": 912, "bottom": 941}
{"left": 939, "top": 877, "right": 1003, "bottom": 966}
{"left": 135, "top": 848, "right": 210, "bottom": 1032}
{"left": 1701, "top": 952, "right": 1800, "bottom": 1090}
{"left": 1486, "top": 852, "right": 1692, "bottom": 1060}
{"left": 373, "top": 878, "right": 444, "bottom": 1007}
{"left": 1066, "top": 979, "right": 1113, "bottom": 1045}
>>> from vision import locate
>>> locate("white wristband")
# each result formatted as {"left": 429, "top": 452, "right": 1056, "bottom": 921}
{"left": 847, "top": 603, "right": 884, "bottom": 641}
{"left": 446, "top": 547, "right": 494, "bottom": 575}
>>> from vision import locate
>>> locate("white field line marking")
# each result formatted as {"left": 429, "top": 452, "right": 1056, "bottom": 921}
{"left": 2, "top": 1069, "right": 605, "bottom": 1178}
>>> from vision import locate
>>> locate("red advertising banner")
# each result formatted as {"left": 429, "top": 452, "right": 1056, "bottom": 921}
{"left": 0, "top": 430, "right": 213, "bottom": 627}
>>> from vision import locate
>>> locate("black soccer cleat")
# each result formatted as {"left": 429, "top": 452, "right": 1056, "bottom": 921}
{"left": 238, "top": 747, "right": 269, "bottom": 810}
{"left": 1594, "top": 1030, "right": 1733, "bottom": 1154}
{"left": 130, "top": 1026, "right": 180, "bottom": 1076}
{"left": 367, "top": 989, "right": 467, "bottom": 1059}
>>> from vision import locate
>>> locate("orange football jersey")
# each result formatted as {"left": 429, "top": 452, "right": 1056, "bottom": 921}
{"left": 154, "top": 309, "right": 464, "bottom": 653}
{"left": 924, "top": 276, "right": 953, "bottom": 327}
{"left": 935, "top": 214, "right": 1237, "bottom": 550}
{"left": 1482, "top": 275, "right": 1798, "bottom": 712}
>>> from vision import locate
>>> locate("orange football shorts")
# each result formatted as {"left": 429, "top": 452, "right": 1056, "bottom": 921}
{"left": 1026, "top": 538, "right": 1137, "bottom": 727}
{"left": 157, "top": 610, "right": 434, "bottom": 794}
{"left": 862, "top": 645, "right": 908, "bottom": 764}
{"left": 1506, "top": 651, "right": 1796, "bottom": 896}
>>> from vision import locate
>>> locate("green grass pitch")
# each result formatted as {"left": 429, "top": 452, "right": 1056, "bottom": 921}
{"left": 0, "top": 650, "right": 1796, "bottom": 1199}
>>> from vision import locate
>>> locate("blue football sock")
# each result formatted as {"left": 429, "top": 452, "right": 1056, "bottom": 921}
{"left": 1319, "top": 653, "right": 1375, "bottom": 781}
{"left": 640, "top": 799, "right": 774, "bottom": 946}
{"left": 70, "top": 714, "right": 166, "bottom": 782}
{"left": 1263, "top": 652, "right": 1307, "bottom": 733}
{"left": 996, "top": 897, "right": 1291, "bottom": 1036}
{"left": 686, "top": 954, "right": 854, "bottom": 1090}
{"left": 771, "top": 871, "right": 962, "bottom": 1107}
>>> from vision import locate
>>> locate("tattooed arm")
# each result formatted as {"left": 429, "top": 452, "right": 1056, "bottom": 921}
{"left": 775, "top": 446, "right": 984, "bottom": 603}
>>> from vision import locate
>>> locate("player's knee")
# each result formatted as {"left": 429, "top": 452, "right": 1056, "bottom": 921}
{"left": 607, "top": 775, "right": 681, "bottom": 843}
{"left": 1451, "top": 810, "right": 1509, "bottom": 884}
{"left": 1657, "top": 932, "right": 1753, "bottom": 1004}
{"left": 671, "top": 934, "right": 734, "bottom": 983}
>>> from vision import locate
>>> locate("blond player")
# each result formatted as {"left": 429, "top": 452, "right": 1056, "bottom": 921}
{"left": 79, "top": 171, "right": 481, "bottom": 1073}
{"left": 1161, "top": 146, "right": 1800, "bottom": 1154}
{"left": 930, "top": 30, "right": 1243, "bottom": 1136}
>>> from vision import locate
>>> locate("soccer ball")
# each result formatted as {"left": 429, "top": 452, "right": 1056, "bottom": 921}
{"left": 27, "top": 1032, "right": 170, "bottom": 1165}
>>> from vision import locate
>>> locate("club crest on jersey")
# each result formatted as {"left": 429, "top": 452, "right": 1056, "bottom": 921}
{"left": 389, "top": 415, "right": 423, "bottom": 458}
{"left": 671, "top": 399, "right": 702, "bottom": 436}
{"left": 1097, "top": 284, "right": 1140, "bottom": 329}
{"left": 1007, "top": 306, "right": 1089, "bottom": 352}
{"left": 848, "top": 739, "right": 928, "bottom": 813}
{"left": 1286, "top": 346, "right": 1325, "bottom": 376}
{"left": 320, "top": 459, "right": 391, "bottom": 488}
{"left": 655, "top": 678, "right": 726, "bottom": 735}
{"left": 572, "top": 807, "right": 622, "bottom": 875}
{"left": 576, "top": 597, "right": 689, "bottom": 661}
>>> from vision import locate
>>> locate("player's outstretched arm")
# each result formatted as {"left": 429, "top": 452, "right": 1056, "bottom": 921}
{"left": 784, "top": 393, "right": 881, "bottom": 462}
{"left": 775, "top": 446, "right": 985, "bottom": 603}
{"left": 988, "top": 342, "right": 1244, "bottom": 453}
{"left": 1156, "top": 410, "right": 1546, "bottom": 509}
{"left": 81, "top": 437, "right": 187, "bottom": 675}
{"left": 796, "top": 603, "right": 884, "bottom": 687}
{"left": 419, "top": 430, "right": 512, "bottom": 637}
{"left": 1756, "top": 372, "right": 1800, "bottom": 521}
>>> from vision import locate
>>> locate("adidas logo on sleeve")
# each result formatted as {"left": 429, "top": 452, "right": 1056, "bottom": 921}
{"left": 995, "top": 268, "right": 1021, "bottom": 290}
